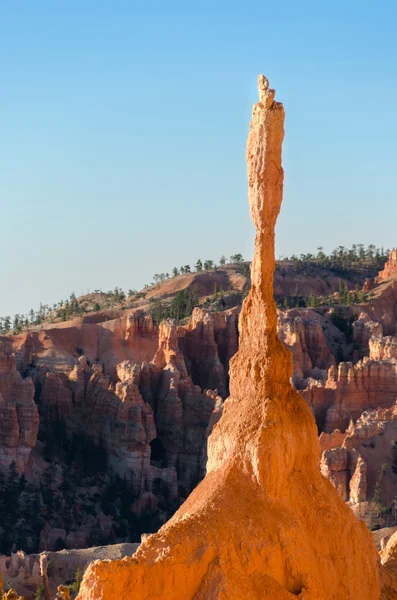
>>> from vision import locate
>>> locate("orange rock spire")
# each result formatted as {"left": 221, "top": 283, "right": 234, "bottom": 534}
{"left": 77, "top": 76, "right": 381, "bottom": 600}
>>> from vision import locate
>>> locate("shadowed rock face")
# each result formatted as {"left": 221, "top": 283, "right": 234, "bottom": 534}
{"left": 39, "top": 320, "right": 222, "bottom": 492}
{"left": 0, "top": 355, "right": 38, "bottom": 473}
{"left": 77, "top": 77, "right": 381, "bottom": 600}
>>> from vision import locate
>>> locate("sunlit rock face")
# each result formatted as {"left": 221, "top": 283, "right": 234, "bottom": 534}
{"left": 378, "top": 249, "right": 397, "bottom": 282}
{"left": 380, "top": 531, "right": 397, "bottom": 598}
{"left": 77, "top": 77, "right": 381, "bottom": 600}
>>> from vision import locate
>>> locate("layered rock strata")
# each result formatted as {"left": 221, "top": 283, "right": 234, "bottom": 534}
{"left": 77, "top": 77, "right": 380, "bottom": 600}
{"left": 302, "top": 358, "right": 397, "bottom": 433}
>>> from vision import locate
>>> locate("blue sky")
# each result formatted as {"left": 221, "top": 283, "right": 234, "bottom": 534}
{"left": 1, "top": 0, "right": 396, "bottom": 316}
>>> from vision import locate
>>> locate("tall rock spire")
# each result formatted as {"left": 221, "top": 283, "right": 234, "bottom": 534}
{"left": 77, "top": 77, "right": 381, "bottom": 600}
{"left": 237, "top": 76, "right": 290, "bottom": 383}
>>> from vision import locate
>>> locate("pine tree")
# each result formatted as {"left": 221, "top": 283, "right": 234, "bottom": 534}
{"left": 338, "top": 280, "right": 348, "bottom": 304}
{"left": 308, "top": 293, "right": 318, "bottom": 308}
{"left": 70, "top": 566, "right": 83, "bottom": 595}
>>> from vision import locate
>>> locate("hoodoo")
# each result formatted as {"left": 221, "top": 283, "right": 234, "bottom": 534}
{"left": 77, "top": 77, "right": 381, "bottom": 599}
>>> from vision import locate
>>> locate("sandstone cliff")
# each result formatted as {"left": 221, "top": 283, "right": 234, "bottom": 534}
{"left": 77, "top": 77, "right": 381, "bottom": 600}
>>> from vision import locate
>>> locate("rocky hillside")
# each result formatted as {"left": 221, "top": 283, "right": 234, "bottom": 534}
{"left": 0, "top": 243, "right": 388, "bottom": 335}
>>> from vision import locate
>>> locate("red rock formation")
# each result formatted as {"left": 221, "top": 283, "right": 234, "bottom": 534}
{"left": 77, "top": 76, "right": 380, "bottom": 600}
{"left": 353, "top": 313, "right": 383, "bottom": 357}
{"left": 292, "top": 296, "right": 397, "bottom": 433}
{"left": 0, "top": 543, "right": 140, "bottom": 600}
{"left": 277, "top": 308, "right": 335, "bottom": 380}
{"left": 151, "top": 320, "right": 222, "bottom": 490}
{"left": 319, "top": 442, "right": 367, "bottom": 505}
{"left": 39, "top": 318, "right": 221, "bottom": 498}
{"left": 320, "top": 446, "right": 349, "bottom": 500}
{"left": 211, "top": 306, "right": 239, "bottom": 368}
{"left": 378, "top": 249, "right": 397, "bottom": 282}
{"left": 370, "top": 334, "right": 397, "bottom": 361}
{"left": 319, "top": 429, "right": 348, "bottom": 452}
{"left": 302, "top": 357, "right": 397, "bottom": 433}
{"left": 183, "top": 308, "right": 228, "bottom": 397}
{"left": 380, "top": 532, "right": 397, "bottom": 598}
{"left": 40, "top": 356, "right": 157, "bottom": 486}
{"left": 349, "top": 455, "right": 367, "bottom": 504}
{"left": 319, "top": 403, "right": 397, "bottom": 508}
{"left": 346, "top": 405, "right": 397, "bottom": 506}
{"left": 11, "top": 306, "right": 235, "bottom": 398}
{"left": 0, "top": 355, "right": 39, "bottom": 473}
{"left": 276, "top": 308, "right": 392, "bottom": 433}
{"left": 360, "top": 278, "right": 397, "bottom": 337}
{"left": 11, "top": 310, "right": 159, "bottom": 380}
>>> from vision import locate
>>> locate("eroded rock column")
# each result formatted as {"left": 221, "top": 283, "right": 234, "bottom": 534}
{"left": 77, "top": 76, "right": 381, "bottom": 600}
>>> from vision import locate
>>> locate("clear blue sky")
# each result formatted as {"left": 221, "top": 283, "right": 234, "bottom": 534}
{"left": 1, "top": 0, "right": 396, "bottom": 316}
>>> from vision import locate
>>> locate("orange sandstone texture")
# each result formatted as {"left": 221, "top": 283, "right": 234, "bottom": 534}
{"left": 380, "top": 532, "right": 397, "bottom": 598}
{"left": 77, "top": 76, "right": 381, "bottom": 600}
{"left": 378, "top": 249, "right": 397, "bottom": 282}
